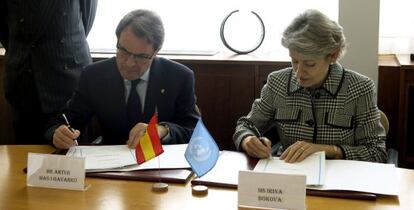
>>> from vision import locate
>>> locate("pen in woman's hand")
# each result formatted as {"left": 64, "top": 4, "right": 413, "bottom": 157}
{"left": 62, "top": 113, "right": 79, "bottom": 146}
{"left": 258, "top": 137, "right": 272, "bottom": 159}
{"left": 241, "top": 118, "right": 272, "bottom": 159}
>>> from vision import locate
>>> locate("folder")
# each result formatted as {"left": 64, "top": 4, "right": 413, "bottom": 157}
{"left": 191, "top": 150, "right": 258, "bottom": 188}
{"left": 191, "top": 150, "right": 378, "bottom": 200}
{"left": 87, "top": 169, "right": 193, "bottom": 183}
{"left": 66, "top": 144, "right": 190, "bottom": 172}
{"left": 47, "top": 148, "right": 193, "bottom": 184}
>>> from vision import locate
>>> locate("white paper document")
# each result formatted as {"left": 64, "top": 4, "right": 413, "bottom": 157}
{"left": 66, "top": 144, "right": 190, "bottom": 172}
{"left": 307, "top": 160, "right": 399, "bottom": 196}
{"left": 254, "top": 152, "right": 325, "bottom": 186}
{"left": 254, "top": 152, "right": 398, "bottom": 196}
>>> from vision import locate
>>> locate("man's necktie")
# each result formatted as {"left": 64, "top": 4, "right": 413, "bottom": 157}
{"left": 127, "top": 79, "right": 142, "bottom": 128}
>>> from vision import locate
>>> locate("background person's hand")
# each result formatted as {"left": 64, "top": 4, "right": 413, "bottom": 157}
{"left": 53, "top": 125, "right": 80, "bottom": 149}
{"left": 241, "top": 136, "right": 271, "bottom": 158}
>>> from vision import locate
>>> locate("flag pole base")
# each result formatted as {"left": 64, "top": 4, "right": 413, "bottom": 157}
{"left": 152, "top": 182, "right": 168, "bottom": 192}
{"left": 192, "top": 185, "right": 208, "bottom": 196}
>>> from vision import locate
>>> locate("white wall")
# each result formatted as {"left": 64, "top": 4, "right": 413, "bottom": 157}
{"left": 339, "top": 0, "right": 380, "bottom": 87}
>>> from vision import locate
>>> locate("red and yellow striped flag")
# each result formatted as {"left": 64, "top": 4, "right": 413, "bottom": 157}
{"left": 135, "top": 113, "right": 164, "bottom": 164}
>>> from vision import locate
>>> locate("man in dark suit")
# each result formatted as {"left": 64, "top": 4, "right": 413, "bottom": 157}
{"left": 47, "top": 9, "right": 200, "bottom": 149}
{"left": 0, "top": 0, "right": 97, "bottom": 144}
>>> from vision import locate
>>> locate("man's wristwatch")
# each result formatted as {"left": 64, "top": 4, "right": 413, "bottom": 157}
{"left": 158, "top": 122, "right": 170, "bottom": 138}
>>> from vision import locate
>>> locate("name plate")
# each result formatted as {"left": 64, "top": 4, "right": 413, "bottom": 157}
{"left": 238, "top": 170, "right": 306, "bottom": 210}
{"left": 27, "top": 153, "right": 88, "bottom": 191}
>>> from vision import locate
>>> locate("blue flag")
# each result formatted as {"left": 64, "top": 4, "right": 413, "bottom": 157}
{"left": 185, "top": 120, "right": 219, "bottom": 177}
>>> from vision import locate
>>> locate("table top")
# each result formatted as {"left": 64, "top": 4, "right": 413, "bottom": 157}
{"left": 1, "top": 145, "right": 413, "bottom": 210}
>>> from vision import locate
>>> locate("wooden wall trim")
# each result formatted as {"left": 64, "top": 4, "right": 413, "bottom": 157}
{"left": 0, "top": 49, "right": 408, "bottom": 168}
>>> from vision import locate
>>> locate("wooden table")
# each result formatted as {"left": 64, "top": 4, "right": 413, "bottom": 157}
{"left": 1, "top": 145, "right": 413, "bottom": 210}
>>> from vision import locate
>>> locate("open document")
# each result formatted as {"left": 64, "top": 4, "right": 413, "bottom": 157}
{"left": 307, "top": 160, "right": 398, "bottom": 196}
{"left": 254, "top": 152, "right": 325, "bottom": 186}
{"left": 254, "top": 152, "right": 398, "bottom": 196}
{"left": 66, "top": 144, "right": 190, "bottom": 172}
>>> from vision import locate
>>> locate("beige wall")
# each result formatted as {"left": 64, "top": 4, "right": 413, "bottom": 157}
{"left": 339, "top": 0, "right": 380, "bottom": 87}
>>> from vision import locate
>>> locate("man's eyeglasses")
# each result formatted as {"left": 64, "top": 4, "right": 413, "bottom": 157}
{"left": 116, "top": 43, "right": 154, "bottom": 62}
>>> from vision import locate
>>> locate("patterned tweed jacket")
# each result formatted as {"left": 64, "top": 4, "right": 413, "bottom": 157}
{"left": 233, "top": 63, "right": 387, "bottom": 163}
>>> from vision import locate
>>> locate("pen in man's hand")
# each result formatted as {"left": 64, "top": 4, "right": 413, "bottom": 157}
{"left": 62, "top": 113, "right": 78, "bottom": 146}
{"left": 241, "top": 118, "right": 272, "bottom": 159}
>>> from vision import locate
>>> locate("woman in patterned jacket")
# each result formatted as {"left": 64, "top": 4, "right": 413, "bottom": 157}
{"left": 233, "top": 9, "right": 387, "bottom": 163}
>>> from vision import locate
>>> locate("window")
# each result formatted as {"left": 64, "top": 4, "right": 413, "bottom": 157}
{"left": 87, "top": 0, "right": 338, "bottom": 55}
{"left": 379, "top": 0, "right": 414, "bottom": 54}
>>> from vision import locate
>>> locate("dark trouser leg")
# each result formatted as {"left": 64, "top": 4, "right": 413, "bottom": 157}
{"left": 11, "top": 100, "right": 56, "bottom": 145}
{"left": 6, "top": 64, "right": 59, "bottom": 145}
{"left": 12, "top": 111, "right": 58, "bottom": 145}
{"left": 10, "top": 79, "right": 58, "bottom": 145}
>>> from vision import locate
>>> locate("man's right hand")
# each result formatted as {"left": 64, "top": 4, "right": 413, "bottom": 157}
{"left": 53, "top": 125, "right": 80, "bottom": 149}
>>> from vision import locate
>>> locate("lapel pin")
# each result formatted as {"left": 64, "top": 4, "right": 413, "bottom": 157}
{"left": 161, "top": 89, "right": 165, "bottom": 94}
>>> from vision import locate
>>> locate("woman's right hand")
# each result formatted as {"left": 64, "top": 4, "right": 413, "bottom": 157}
{"left": 241, "top": 136, "right": 272, "bottom": 158}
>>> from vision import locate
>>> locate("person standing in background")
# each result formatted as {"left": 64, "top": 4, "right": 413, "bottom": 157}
{"left": 0, "top": 0, "right": 98, "bottom": 144}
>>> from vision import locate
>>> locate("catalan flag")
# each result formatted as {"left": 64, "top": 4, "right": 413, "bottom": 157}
{"left": 135, "top": 113, "right": 164, "bottom": 164}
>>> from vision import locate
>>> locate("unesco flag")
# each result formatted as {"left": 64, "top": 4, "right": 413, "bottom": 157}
{"left": 185, "top": 120, "right": 219, "bottom": 177}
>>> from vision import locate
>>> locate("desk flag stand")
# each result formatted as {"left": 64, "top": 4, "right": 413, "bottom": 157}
{"left": 184, "top": 120, "right": 220, "bottom": 196}
{"left": 192, "top": 178, "right": 208, "bottom": 195}
{"left": 152, "top": 156, "right": 168, "bottom": 192}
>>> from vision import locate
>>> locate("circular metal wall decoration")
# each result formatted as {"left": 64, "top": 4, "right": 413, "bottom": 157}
{"left": 220, "top": 10, "right": 265, "bottom": 54}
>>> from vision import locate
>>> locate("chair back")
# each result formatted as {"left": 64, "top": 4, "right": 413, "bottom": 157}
{"left": 379, "top": 109, "right": 398, "bottom": 165}
{"left": 379, "top": 110, "right": 389, "bottom": 134}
